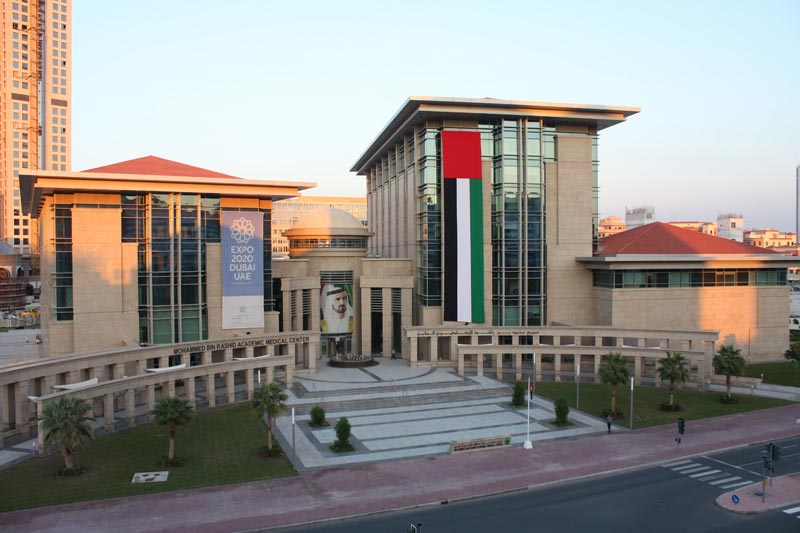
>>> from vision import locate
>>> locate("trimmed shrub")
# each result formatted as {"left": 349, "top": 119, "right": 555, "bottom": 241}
{"left": 512, "top": 381, "right": 526, "bottom": 407}
{"left": 331, "top": 417, "right": 354, "bottom": 453}
{"left": 554, "top": 397, "right": 569, "bottom": 426}
{"left": 309, "top": 405, "right": 327, "bottom": 427}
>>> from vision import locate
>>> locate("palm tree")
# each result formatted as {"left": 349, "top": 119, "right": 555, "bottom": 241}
{"left": 657, "top": 351, "right": 689, "bottom": 406}
{"left": 713, "top": 344, "right": 746, "bottom": 400}
{"left": 151, "top": 396, "right": 194, "bottom": 460}
{"left": 39, "top": 396, "right": 94, "bottom": 470}
{"left": 598, "top": 352, "right": 630, "bottom": 414}
{"left": 252, "top": 382, "right": 288, "bottom": 450}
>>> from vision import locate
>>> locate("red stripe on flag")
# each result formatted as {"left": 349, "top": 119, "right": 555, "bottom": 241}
{"left": 441, "top": 130, "right": 482, "bottom": 179}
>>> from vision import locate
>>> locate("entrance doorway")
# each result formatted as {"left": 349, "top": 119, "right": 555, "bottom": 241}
{"left": 325, "top": 335, "right": 352, "bottom": 357}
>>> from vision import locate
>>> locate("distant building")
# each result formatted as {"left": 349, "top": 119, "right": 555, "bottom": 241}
{"left": 272, "top": 196, "right": 366, "bottom": 258}
{"left": 1, "top": 0, "right": 72, "bottom": 266}
{"left": 598, "top": 216, "right": 626, "bottom": 238}
{"left": 625, "top": 206, "right": 655, "bottom": 229}
{"left": 744, "top": 228, "right": 797, "bottom": 249}
{"left": 668, "top": 221, "right": 717, "bottom": 236}
{"left": 717, "top": 213, "right": 744, "bottom": 242}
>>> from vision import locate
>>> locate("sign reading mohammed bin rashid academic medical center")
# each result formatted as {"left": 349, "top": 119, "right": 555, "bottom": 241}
{"left": 221, "top": 211, "right": 264, "bottom": 329}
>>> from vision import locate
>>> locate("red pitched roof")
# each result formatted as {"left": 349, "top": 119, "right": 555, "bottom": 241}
{"left": 599, "top": 222, "right": 775, "bottom": 255}
{"left": 82, "top": 156, "right": 241, "bottom": 180}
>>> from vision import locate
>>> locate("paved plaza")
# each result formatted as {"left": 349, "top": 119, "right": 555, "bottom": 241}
{"left": 276, "top": 358, "right": 608, "bottom": 469}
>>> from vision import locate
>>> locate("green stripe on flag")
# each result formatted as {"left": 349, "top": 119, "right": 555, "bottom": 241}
{"left": 469, "top": 178, "right": 484, "bottom": 322}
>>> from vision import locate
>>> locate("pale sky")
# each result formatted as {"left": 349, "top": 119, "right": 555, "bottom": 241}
{"left": 72, "top": 0, "right": 799, "bottom": 231}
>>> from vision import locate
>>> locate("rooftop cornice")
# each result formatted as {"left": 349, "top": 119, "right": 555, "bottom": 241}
{"left": 351, "top": 96, "right": 640, "bottom": 174}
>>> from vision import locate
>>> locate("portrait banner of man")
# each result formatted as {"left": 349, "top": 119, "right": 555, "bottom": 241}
{"left": 320, "top": 284, "right": 354, "bottom": 333}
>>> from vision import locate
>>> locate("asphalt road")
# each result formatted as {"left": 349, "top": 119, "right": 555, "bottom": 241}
{"left": 281, "top": 436, "right": 800, "bottom": 533}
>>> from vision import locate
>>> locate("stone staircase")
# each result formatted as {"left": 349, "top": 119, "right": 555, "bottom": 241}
{"left": 288, "top": 379, "right": 512, "bottom": 415}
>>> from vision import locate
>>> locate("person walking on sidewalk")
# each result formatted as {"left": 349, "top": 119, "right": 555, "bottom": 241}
{"left": 605, "top": 414, "right": 613, "bottom": 433}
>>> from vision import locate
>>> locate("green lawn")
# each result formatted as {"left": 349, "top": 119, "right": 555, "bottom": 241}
{"left": 0, "top": 403, "right": 295, "bottom": 512}
{"left": 744, "top": 361, "right": 800, "bottom": 387}
{"left": 533, "top": 381, "right": 793, "bottom": 429}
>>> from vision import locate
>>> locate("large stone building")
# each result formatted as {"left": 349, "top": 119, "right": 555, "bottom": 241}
{"left": 5, "top": 96, "right": 798, "bottom": 449}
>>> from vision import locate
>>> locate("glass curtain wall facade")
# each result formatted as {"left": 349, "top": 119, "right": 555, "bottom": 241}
{"left": 122, "top": 193, "right": 273, "bottom": 345}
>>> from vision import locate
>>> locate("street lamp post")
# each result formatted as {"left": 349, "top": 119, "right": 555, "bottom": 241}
{"left": 629, "top": 376, "right": 634, "bottom": 430}
{"left": 576, "top": 357, "right": 581, "bottom": 410}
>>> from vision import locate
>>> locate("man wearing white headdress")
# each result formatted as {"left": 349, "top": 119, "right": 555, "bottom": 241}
{"left": 320, "top": 284, "right": 354, "bottom": 333}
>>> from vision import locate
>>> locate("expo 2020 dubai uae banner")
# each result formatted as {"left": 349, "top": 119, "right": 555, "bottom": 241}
{"left": 222, "top": 211, "right": 264, "bottom": 329}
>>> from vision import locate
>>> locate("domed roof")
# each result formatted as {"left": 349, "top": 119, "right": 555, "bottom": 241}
{"left": 285, "top": 207, "right": 369, "bottom": 237}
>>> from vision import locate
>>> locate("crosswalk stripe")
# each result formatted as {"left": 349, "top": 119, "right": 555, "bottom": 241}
{"left": 709, "top": 476, "right": 741, "bottom": 486}
{"left": 680, "top": 466, "right": 711, "bottom": 474}
{"left": 720, "top": 480, "right": 753, "bottom": 489}
{"left": 783, "top": 505, "right": 800, "bottom": 515}
{"left": 672, "top": 463, "right": 702, "bottom": 471}
{"left": 698, "top": 473, "right": 728, "bottom": 481}
{"left": 690, "top": 469, "right": 721, "bottom": 478}
{"left": 663, "top": 459, "right": 692, "bottom": 468}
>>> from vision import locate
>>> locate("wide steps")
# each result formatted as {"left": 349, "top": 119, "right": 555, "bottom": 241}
{"left": 287, "top": 386, "right": 511, "bottom": 415}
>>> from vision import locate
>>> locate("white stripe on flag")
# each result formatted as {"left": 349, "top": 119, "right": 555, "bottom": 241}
{"left": 456, "top": 179, "right": 472, "bottom": 321}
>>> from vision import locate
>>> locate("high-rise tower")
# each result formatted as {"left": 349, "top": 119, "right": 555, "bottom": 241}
{"left": 1, "top": 0, "right": 71, "bottom": 270}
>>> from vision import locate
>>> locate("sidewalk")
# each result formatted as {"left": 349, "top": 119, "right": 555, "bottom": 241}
{"left": 2, "top": 403, "right": 799, "bottom": 533}
{"left": 716, "top": 472, "right": 800, "bottom": 514}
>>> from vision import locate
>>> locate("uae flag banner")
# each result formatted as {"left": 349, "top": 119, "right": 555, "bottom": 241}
{"left": 442, "top": 130, "right": 485, "bottom": 323}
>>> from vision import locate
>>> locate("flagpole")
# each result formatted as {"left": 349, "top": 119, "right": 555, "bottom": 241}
{"left": 524, "top": 376, "right": 532, "bottom": 449}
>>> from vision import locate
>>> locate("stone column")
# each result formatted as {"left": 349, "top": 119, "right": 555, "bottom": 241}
{"left": 382, "top": 287, "right": 392, "bottom": 358}
{"left": 285, "top": 364, "right": 293, "bottom": 388}
{"left": 282, "top": 289, "right": 292, "bottom": 332}
{"left": 92, "top": 366, "right": 104, "bottom": 381}
{"left": 159, "top": 355, "right": 169, "bottom": 369}
{"left": 202, "top": 350, "right": 212, "bottom": 366}
{"left": 146, "top": 384, "right": 155, "bottom": 422}
{"left": 594, "top": 354, "right": 603, "bottom": 383}
{"left": 409, "top": 337, "right": 418, "bottom": 366}
{"left": 401, "top": 287, "right": 412, "bottom": 357}
{"left": 554, "top": 354, "right": 562, "bottom": 383}
{"left": 0, "top": 384, "right": 10, "bottom": 432}
{"left": 266, "top": 344, "right": 275, "bottom": 356}
{"left": 206, "top": 374, "right": 216, "bottom": 408}
{"left": 535, "top": 353, "right": 542, "bottom": 381}
{"left": 457, "top": 349, "right": 465, "bottom": 376}
{"left": 67, "top": 369, "right": 80, "bottom": 384}
{"left": 245, "top": 346, "right": 254, "bottom": 358}
{"left": 224, "top": 348, "right": 233, "bottom": 363}
{"left": 187, "top": 376, "right": 197, "bottom": 408}
{"left": 634, "top": 356, "right": 642, "bottom": 386}
{"left": 113, "top": 363, "right": 125, "bottom": 380}
{"left": 430, "top": 337, "right": 438, "bottom": 364}
{"left": 15, "top": 380, "right": 31, "bottom": 437}
{"left": 266, "top": 366, "right": 274, "bottom": 385}
{"left": 42, "top": 375, "right": 55, "bottom": 396}
{"left": 514, "top": 353, "right": 522, "bottom": 381}
{"left": 494, "top": 353, "right": 503, "bottom": 381}
{"left": 226, "top": 372, "right": 235, "bottom": 404}
{"left": 361, "top": 285, "right": 371, "bottom": 356}
{"left": 125, "top": 389, "right": 136, "bottom": 426}
{"left": 36, "top": 401, "right": 45, "bottom": 454}
{"left": 245, "top": 369, "right": 254, "bottom": 401}
{"left": 137, "top": 359, "right": 147, "bottom": 375}
{"left": 104, "top": 393, "right": 115, "bottom": 433}
{"left": 477, "top": 353, "right": 484, "bottom": 377}
{"left": 167, "top": 380, "right": 176, "bottom": 397}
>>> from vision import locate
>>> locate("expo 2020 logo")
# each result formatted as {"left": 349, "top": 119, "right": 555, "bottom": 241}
{"left": 230, "top": 217, "right": 256, "bottom": 244}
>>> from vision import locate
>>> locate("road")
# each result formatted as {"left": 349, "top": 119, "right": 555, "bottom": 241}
{"left": 282, "top": 436, "right": 800, "bottom": 533}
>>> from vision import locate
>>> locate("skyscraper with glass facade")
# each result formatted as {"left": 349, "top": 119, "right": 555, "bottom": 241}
{"left": 352, "top": 97, "right": 638, "bottom": 328}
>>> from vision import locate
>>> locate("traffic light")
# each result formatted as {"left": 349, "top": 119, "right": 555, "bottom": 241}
{"left": 772, "top": 443, "right": 782, "bottom": 461}
{"left": 677, "top": 417, "right": 685, "bottom": 435}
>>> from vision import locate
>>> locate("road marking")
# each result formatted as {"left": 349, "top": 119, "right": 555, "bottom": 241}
{"left": 679, "top": 466, "right": 712, "bottom": 474}
{"left": 672, "top": 463, "right": 702, "bottom": 471}
{"left": 720, "top": 480, "right": 754, "bottom": 490}
{"left": 709, "top": 476, "right": 741, "bottom": 486}
{"left": 690, "top": 469, "right": 721, "bottom": 478}
{"left": 662, "top": 459, "right": 692, "bottom": 468}
{"left": 702, "top": 456, "right": 761, "bottom": 477}
{"left": 782, "top": 505, "right": 800, "bottom": 515}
